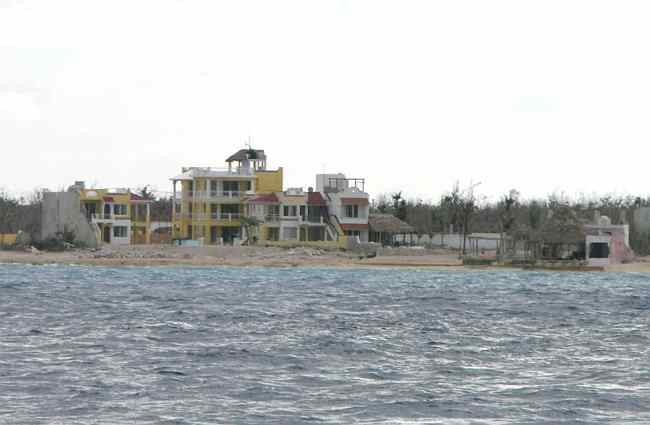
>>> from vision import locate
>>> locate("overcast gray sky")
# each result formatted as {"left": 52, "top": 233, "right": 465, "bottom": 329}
{"left": 1, "top": 0, "right": 649, "bottom": 202}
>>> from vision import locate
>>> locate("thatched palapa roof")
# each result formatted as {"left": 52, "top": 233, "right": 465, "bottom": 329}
{"left": 368, "top": 214, "right": 415, "bottom": 234}
{"left": 226, "top": 149, "right": 266, "bottom": 163}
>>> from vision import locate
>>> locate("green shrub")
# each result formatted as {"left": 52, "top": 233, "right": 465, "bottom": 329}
{"left": 32, "top": 237, "right": 67, "bottom": 252}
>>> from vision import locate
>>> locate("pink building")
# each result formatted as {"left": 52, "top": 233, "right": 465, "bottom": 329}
{"left": 584, "top": 216, "right": 634, "bottom": 267}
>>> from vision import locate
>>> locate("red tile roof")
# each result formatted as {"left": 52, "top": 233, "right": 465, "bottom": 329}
{"left": 130, "top": 193, "right": 152, "bottom": 202}
{"left": 341, "top": 197, "right": 369, "bottom": 206}
{"left": 246, "top": 193, "right": 279, "bottom": 204}
{"left": 340, "top": 223, "right": 369, "bottom": 231}
{"left": 307, "top": 191, "right": 326, "bottom": 205}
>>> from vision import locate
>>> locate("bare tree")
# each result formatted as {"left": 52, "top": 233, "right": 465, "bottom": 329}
{"left": 498, "top": 189, "right": 520, "bottom": 256}
{"left": 0, "top": 189, "right": 19, "bottom": 235}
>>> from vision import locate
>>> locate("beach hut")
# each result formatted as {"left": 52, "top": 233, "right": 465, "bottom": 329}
{"left": 368, "top": 214, "right": 416, "bottom": 246}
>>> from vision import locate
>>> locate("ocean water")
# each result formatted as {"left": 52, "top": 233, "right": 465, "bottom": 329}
{"left": 1, "top": 265, "right": 649, "bottom": 424}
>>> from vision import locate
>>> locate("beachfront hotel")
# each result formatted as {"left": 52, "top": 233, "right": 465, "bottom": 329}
{"left": 171, "top": 147, "right": 371, "bottom": 246}
{"left": 170, "top": 148, "right": 284, "bottom": 244}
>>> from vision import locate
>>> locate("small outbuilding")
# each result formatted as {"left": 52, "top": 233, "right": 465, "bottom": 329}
{"left": 368, "top": 214, "right": 416, "bottom": 246}
{"left": 584, "top": 215, "right": 634, "bottom": 267}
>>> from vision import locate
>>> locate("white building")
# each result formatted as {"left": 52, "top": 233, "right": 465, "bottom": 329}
{"left": 317, "top": 173, "right": 370, "bottom": 243}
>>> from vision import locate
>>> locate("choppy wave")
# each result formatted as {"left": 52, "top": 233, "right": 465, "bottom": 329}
{"left": 1, "top": 265, "right": 650, "bottom": 424}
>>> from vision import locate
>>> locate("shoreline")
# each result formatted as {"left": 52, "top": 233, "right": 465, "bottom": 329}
{"left": 1, "top": 246, "right": 648, "bottom": 272}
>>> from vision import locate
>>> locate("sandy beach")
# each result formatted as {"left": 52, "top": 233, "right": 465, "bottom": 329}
{"left": 0, "top": 245, "right": 463, "bottom": 268}
{"left": 1, "top": 244, "right": 649, "bottom": 271}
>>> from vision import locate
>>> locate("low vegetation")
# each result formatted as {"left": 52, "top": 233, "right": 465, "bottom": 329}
{"left": 373, "top": 184, "right": 650, "bottom": 256}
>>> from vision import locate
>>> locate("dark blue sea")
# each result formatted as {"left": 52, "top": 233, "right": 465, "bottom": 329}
{"left": 1, "top": 265, "right": 649, "bottom": 424}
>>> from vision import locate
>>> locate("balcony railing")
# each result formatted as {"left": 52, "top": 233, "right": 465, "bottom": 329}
{"left": 91, "top": 213, "right": 130, "bottom": 221}
{"left": 181, "top": 166, "right": 255, "bottom": 177}
{"left": 299, "top": 215, "right": 325, "bottom": 224}
{"left": 216, "top": 212, "right": 241, "bottom": 221}
{"left": 185, "top": 190, "right": 243, "bottom": 199}
{"left": 265, "top": 214, "right": 280, "bottom": 222}
{"left": 177, "top": 212, "right": 241, "bottom": 221}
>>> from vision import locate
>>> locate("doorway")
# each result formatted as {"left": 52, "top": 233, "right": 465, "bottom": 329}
{"left": 84, "top": 202, "right": 97, "bottom": 221}
{"left": 221, "top": 227, "right": 240, "bottom": 244}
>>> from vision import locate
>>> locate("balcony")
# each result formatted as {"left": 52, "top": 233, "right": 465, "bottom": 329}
{"left": 299, "top": 215, "right": 326, "bottom": 225}
{"left": 176, "top": 212, "right": 241, "bottom": 222}
{"left": 183, "top": 190, "right": 246, "bottom": 202}
{"left": 214, "top": 212, "right": 241, "bottom": 221}
{"left": 210, "top": 190, "right": 241, "bottom": 198}
{"left": 179, "top": 190, "right": 244, "bottom": 199}
{"left": 181, "top": 166, "right": 255, "bottom": 177}
{"left": 91, "top": 213, "right": 130, "bottom": 223}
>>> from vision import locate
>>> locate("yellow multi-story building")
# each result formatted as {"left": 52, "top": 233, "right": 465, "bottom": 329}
{"left": 76, "top": 183, "right": 152, "bottom": 245}
{"left": 171, "top": 149, "right": 283, "bottom": 244}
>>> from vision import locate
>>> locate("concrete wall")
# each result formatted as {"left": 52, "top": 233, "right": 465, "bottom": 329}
{"left": 633, "top": 207, "right": 650, "bottom": 234}
{"left": 584, "top": 224, "right": 633, "bottom": 263}
{"left": 316, "top": 173, "right": 347, "bottom": 193}
{"left": 256, "top": 168, "right": 283, "bottom": 193}
{"left": 0, "top": 234, "right": 17, "bottom": 246}
{"left": 424, "top": 233, "right": 500, "bottom": 250}
{"left": 41, "top": 191, "right": 99, "bottom": 248}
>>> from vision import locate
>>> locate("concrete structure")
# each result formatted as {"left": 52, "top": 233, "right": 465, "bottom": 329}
{"left": 41, "top": 190, "right": 99, "bottom": 247}
{"left": 633, "top": 207, "right": 650, "bottom": 234}
{"left": 171, "top": 149, "right": 369, "bottom": 247}
{"left": 0, "top": 233, "right": 18, "bottom": 247}
{"left": 42, "top": 182, "right": 153, "bottom": 246}
{"left": 584, "top": 215, "right": 634, "bottom": 267}
{"left": 318, "top": 174, "right": 370, "bottom": 243}
{"left": 77, "top": 184, "right": 152, "bottom": 245}
{"left": 245, "top": 192, "right": 281, "bottom": 242}
{"left": 245, "top": 188, "right": 337, "bottom": 243}
{"left": 427, "top": 233, "right": 502, "bottom": 250}
{"left": 171, "top": 148, "right": 283, "bottom": 244}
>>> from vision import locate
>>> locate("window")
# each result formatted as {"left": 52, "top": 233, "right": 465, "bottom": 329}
{"left": 113, "top": 226, "right": 128, "bottom": 238}
{"left": 210, "top": 180, "right": 218, "bottom": 192}
{"left": 345, "top": 204, "right": 359, "bottom": 218}
{"left": 223, "top": 181, "right": 239, "bottom": 193}
{"left": 244, "top": 181, "right": 252, "bottom": 191}
{"left": 299, "top": 205, "right": 306, "bottom": 219}
{"left": 114, "top": 204, "right": 128, "bottom": 216}
{"left": 267, "top": 228, "right": 279, "bottom": 241}
{"left": 283, "top": 205, "right": 297, "bottom": 217}
{"left": 221, "top": 204, "right": 240, "bottom": 214}
{"left": 346, "top": 230, "right": 360, "bottom": 237}
{"left": 187, "top": 225, "right": 193, "bottom": 239}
